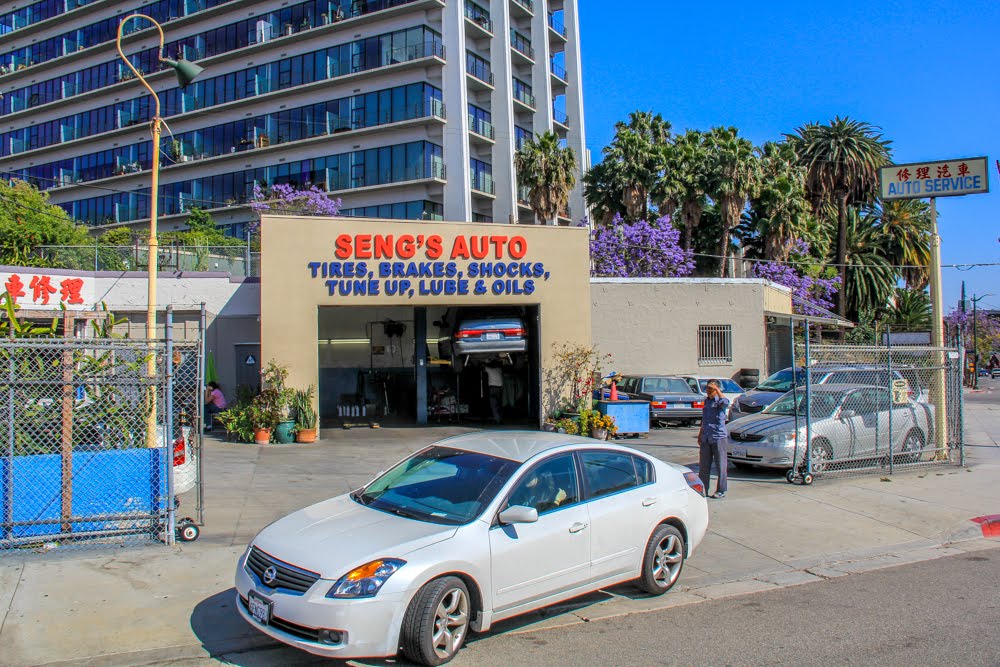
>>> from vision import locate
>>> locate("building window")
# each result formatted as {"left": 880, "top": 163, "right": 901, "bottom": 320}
{"left": 698, "top": 325, "right": 732, "bottom": 365}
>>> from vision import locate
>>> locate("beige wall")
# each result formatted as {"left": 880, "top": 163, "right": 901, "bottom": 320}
{"left": 591, "top": 279, "right": 792, "bottom": 380}
{"left": 260, "top": 216, "right": 592, "bottom": 423}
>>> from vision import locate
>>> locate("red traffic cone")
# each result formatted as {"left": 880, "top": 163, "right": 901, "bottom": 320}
{"left": 609, "top": 381, "right": 618, "bottom": 401}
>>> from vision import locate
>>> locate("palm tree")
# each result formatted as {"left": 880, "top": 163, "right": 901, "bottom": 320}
{"left": 583, "top": 161, "right": 626, "bottom": 225}
{"left": 871, "top": 199, "right": 932, "bottom": 289}
{"left": 514, "top": 131, "right": 577, "bottom": 225}
{"left": 788, "top": 117, "right": 892, "bottom": 318}
{"left": 655, "top": 129, "right": 709, "bottom": 251}
{"left": 843, "top": 208, "right": 896, "bottom": 321}
{"left": 886, "top": 287, "right": 931, "bottom": 331}
{"left": 705, "top": 127, "right": 760, "bottom": 277}
{"left": 751, "top": 141, "right": 812, "bottom": 260}
{"left": 601, "top": 111, "right": 671, "bottom": 220}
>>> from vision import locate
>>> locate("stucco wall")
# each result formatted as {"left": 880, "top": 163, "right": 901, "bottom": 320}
{"left": 260, "top": 216, "right": 592, "bottom": 423}
{"left": 591, "top": 279, "right": 790, "bottom": 380}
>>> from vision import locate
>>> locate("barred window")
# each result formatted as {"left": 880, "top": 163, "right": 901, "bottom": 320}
{"left": 698, "top": 325, "right": 732, "bottom": 364}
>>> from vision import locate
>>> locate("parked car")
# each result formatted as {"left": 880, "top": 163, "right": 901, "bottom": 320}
{"left": 235, "top": 432, "right": 709, "bottom": 664}
{"left": 726, "top": 384, "right": 933, "bottom": 472}
{"left": 729, "top": 365, "right": 916, "bottom": 421}
{"left": 677, "top": 375, "right": 744, "bottom": 419}
{"left": 436, "top": 308, "right": 529, "bottom": 360}
{"left": 618, "top": 375, "right": 706, "bottom": 426}
{"left": 992, "top": 368, "right": 1000, "bottom": 379}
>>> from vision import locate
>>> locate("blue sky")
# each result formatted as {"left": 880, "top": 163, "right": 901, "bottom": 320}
{"left": 578, "top": 0, "right": 1000, "bottom": 311}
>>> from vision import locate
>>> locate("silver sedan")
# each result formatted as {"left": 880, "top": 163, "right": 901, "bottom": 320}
{"left": 726, "top": 384, "right": 933, "bottom": 472}
{"left": 235, "top": 432, "right": 709, "bottom": 665}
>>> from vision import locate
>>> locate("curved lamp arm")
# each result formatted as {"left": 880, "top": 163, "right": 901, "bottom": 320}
{"left": 115, "top": 14, "right": 165, "bottom": 118}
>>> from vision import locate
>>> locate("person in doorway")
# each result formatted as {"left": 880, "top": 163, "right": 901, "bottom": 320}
{"left": 484, "top": 359, "right": 504, "bottom": 425}
{"left": 698, "top": 380, "right": 731, "bottom": 499}
{"left": 204, "top": 381, "right": 227, "bottom": 431}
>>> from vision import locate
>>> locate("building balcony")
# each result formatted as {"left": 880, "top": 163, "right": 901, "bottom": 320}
{"left": 471, "top": 176, "right": 496, "bottom": 198}
{"left": 548, "top": 13, "right": 568, "bottom": 41}
{"left": 517, "top": 185, "right": 531, "bottom": 208}
{"left": 513, "top": 89, "right": 536, "bottom": 112}
{"left": 466, "top": 69, "right": 495, "bottom": 90}
{"left": 553, "top": 108, "right": 569, "bottom": 130}
{"left": 468, "top": 118, "right": 495, "bottom": 144}
{"left": 510, "top": 30, "right": 535, "bottom": 64}
{"left": 510, "top": 0, "right": 534, "bottom": 18}
{"left": 550, "top": 61, "right": 567, "bottom": 86}
{"left": 464, "top": 0, "right": 493, "bottom": 38}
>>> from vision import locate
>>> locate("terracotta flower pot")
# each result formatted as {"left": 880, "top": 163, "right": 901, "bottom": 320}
{"left": 253, "top": 428, "right": 271, "bottom": 445}
{"left": 591, "top": 427, "right": 608, "bottom": 441}
{"left": 295, "top": 428, "right": 318, "bottom": 443}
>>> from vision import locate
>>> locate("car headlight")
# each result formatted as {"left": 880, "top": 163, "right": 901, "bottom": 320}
{"left": 326, "top": 559, "right": 406, "bottom": 599}
{"left": 767, "top": 432, "right": 798, "bottom": 445}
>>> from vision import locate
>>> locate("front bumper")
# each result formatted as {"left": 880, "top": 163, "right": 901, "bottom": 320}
{"left": 726, "top": 438, "right": 798, "bottom": 469}
{"left": 235, "top": 551, "right": 408, "bottom": 659}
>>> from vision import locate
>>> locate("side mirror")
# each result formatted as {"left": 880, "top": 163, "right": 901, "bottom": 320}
{"left": 839, "top": 409, "right": 856, "bottom": 420}
{"left": 498, "top": 505, "right": 538, "bottom": 525}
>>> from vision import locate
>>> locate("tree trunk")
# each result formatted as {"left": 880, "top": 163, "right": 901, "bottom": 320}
{"left": 718, "top": 199, "right": 735, "bottom": 278}
{"left": 682, "top": 200, "right": 701, "bottom": 252}
{"left": 836, "top": 191, "right": 849, "bottom": 341}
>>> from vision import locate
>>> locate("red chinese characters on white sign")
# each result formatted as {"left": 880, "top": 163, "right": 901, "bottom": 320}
{"left": 1, "top": 272, "right": 91, "bottom": 309}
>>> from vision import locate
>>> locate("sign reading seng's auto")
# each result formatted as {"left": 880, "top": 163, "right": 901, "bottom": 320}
{"left": 307, "top": 233, "right": 549, "bottom": 298}
{"left": 879, "top": 157, "right": 989, "bottom": 200}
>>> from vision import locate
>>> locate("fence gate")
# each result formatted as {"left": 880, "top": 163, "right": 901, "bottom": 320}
{"left": 788, "top": 341, "right": 964, "bottom": 483}
{"left": 0, "top": 318, "right": 204, "bottom": 553}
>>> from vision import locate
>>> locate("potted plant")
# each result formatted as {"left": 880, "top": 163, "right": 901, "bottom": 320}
{"left": 249, "top": 405, "right": 272, "bottom": 444}
{"left": 217, "top": 402, "right": 255, "bottom": 443}
{"left": 252, "top": 361, "right": 294, "bottom": 443}
{"left": 589, "top": 413, "right": 618, "bottom": 440}
{"left": 554, "top": 417, "right": 579, "bottom": 435}
{"left": 292, "top": 386, "right": 318, "bottom": 443}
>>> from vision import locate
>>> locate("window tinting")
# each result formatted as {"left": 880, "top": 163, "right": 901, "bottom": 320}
{"left": 633, "top": 456, "right": 654, "bottom": 485}
{"left": 507, "top": 454, "right": 579, "bottom": 514}
{"left": 581, "top": 451, "right": 638, "bottom": 499}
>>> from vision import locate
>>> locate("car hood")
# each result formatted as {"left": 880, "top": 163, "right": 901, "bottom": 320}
{"left": 252, "top": 495, "right": 458, "bottom": 578}
{"left": 727, "top": 412, "right": 803, "bottom": 437}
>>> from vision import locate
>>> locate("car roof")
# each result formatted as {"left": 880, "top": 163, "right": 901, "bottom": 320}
{"left": 805, "top": 383, "right": 882, "bottom": 392}
{"left": 679, "top": 374, "right": 736, "bottom": 381}
{"left": 435, "top": 430, "right": 615, "bottom": 463}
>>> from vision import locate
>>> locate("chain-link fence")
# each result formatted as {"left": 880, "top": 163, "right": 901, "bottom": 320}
{"left": 788, "top": 343, "right": 963, "bottom": 482}
{"left": 33, "top": 245, "right": 259, "bottom": 277}
{"left": 0, "top": 319, "right": 204, "bottom": 553}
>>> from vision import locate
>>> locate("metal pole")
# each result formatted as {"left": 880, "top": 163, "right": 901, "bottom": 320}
{"left": 928, "top": 197, "right": 948, "bottom": 458}
{"left": 790, "top": 319, "right": 800, "bottom": 472}
{"left": 886, "top": 325, "right": 893, "bottom": 474}
{"left": 165, "top": 305, "right": 175, "bottom": 545}
{"left": 245, "top": 229, "right": 252, "bottom": 278}
{"left": 197, "top": 302, "right": 206, "bottom": 526}
{"left": 3, "top": 342, "right": 13, "bottom": 542}
{"left": 957, "top": 328, "right": 966, "bottom": 467}
{"left": 972, "top": 296, "right": 979, "bottom": 390}
{"left": 804, "top": 323, "right": 813, "bottom": 477}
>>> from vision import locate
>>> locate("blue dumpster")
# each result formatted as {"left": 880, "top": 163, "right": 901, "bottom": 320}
{"left": 596, "top": 400, "right": 649, "bottom": 436}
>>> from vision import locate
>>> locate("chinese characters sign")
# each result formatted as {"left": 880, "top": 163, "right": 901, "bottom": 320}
{"left": 880, "top": 157, "right": 989, "bottom": 200}
{"left": 0, "top": 272, "right": 93, "bottom": 309}
{"left": 307, "top": 233, "right": 550, "bottom": 298}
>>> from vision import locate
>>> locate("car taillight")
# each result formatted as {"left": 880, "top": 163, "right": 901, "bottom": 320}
{"left": 173, "top": 436, "right": 186, "bottom": 466}
{"left": 692, "top": 401, "right": 704, "bottom": 409}
{"left": 651, "top": 401, "right": 667, "bottom": 409}
{"left": 455, "top": 329, "right": 483, "bottom": 338}
{"left": 684, "top": 471, "right": 706, "bottom": 497}
{"left": 500, "top": 328, "right": 525, "bottom": 336}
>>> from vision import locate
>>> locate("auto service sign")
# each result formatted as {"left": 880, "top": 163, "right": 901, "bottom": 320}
{"left": 879, "top": 157, "right": 989, "bottom": 200}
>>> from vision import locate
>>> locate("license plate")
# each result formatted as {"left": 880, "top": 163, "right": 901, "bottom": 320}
{"left": 484, "top": 332, "right": 501, "bottom": 341}
{"left": 669, "top": 403, "right": 684, "bottom": 409}
{"left": 248, "top": 590, "right": 273, "bottom": 625}
{"left": 731, "top": 447, "right": 747, "bottom": 458}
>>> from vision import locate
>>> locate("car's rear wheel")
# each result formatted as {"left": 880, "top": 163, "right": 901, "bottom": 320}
{"left": 400, "top": 576, "right": 471, "bottom": 666}
{"left": 637, "top": 524, "right": 685, "bottom": 595}
{"left": 898, "top": 428, "right": 925, "bottom": 464}
{"left": 810, "top": 439, "right": 833, "bottom": 474}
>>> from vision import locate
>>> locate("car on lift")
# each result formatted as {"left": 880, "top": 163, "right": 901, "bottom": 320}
{"left": 436, "top": 308, "right": 529, "bottom": 363}
{"left": 235, "top": 431, "right": 709, "bottom": 665}
{"left": 617, "top": 375, "right": 705, "bottom": 426}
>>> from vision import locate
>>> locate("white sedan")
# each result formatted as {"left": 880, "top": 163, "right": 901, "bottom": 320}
{"left": 234, "top": 431, "right": 709, "bottom": 665}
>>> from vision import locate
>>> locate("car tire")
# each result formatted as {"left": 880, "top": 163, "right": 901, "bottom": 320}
{"left": 400, "top": 576, "right": 472, "bottom": 666}
{"left": 897, "top": 428, "right": 926, "bottom": 464}
{"left": 636, "top": 524, "right": 685, "bottom": 596}
{"left": 810, "top": 438, "right": 833, "bottom": 474}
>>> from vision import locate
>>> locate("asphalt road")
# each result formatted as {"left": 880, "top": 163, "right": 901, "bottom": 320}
{"left": 453, "top": 547, "right": 1000, "bottom": 667}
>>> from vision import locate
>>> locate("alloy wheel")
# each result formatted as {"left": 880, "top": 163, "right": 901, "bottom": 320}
{"left": 651, "top": 533, "right": 684, "bottom": 587}
{"left": 810, "top": 442, "right": 832, "bottom": 473}
{"left": 432, "top": 587, "right": 470, "bottom": 660}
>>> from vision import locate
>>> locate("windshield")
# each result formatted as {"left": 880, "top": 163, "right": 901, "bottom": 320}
{"left": 355, "top": 446, "right": 519, "bottom": 525}
{"left": 643, "top": 377, "right": 691, "bottom": 394}
{"left": 765, "top": 391, "right": 841, "bottom": 418}
{"left": 755, "top": 369, "right": 805, "bottom": 393}
{"left": 699, "top": 379, "right": 743, "bottom": 393}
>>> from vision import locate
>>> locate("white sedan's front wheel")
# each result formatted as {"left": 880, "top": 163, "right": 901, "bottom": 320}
{"left": 637, "top": 524, "right": 685, "bottom": 595}
{"left": 400, "top": 576, "right": 471, "bottom": 666}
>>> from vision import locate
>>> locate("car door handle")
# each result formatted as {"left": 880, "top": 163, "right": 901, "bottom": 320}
{"left": 569, "top": 522, "right": 587, "bottom": 533}
{"left": 642, "top": 497, "right": 658, "bottom": 507}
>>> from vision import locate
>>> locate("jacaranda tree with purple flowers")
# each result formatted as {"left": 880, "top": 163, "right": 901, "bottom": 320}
{"left": 751, "top": 239, "right": 840, "bottom": 316}
{"left": 250, "top": 183, "right": 342, "bottom": 230}
{"left": 590, "top": 214, "right": 695, "bottom": 277}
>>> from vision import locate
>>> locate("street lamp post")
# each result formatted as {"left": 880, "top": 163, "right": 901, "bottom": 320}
{"left": 970, "top": 293, "right": 993, "bottom": 390}
{"left": 115, "top": 15, "right": 203, "bottom": 446}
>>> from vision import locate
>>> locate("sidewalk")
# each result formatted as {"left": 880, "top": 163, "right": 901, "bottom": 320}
{"left": 1, "top": 400, "right": 999, "bottom": 667}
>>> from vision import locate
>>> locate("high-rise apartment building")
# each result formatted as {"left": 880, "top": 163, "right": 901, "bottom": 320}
{"left": 0, "top": 0, "right": 586, "bottom": 235}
